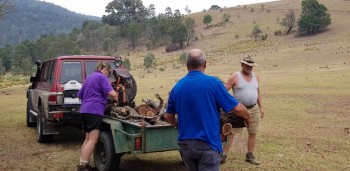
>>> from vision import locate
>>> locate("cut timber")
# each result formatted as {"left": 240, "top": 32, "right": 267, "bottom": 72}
{"left": 137, "top": 104, "right": 154, "bottom": 116}
{"left": 112, "top": 107, "right": 128, "bottom": 116}
{"left": 146, "top": 110, "right": 155, "bottom": 117}
{"left": 222, "top": 123, "right": 233, "bottom": 136}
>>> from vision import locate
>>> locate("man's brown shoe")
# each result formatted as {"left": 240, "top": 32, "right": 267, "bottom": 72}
{"left": 220, "top": 153, "right": 228, "bottom": 164}
{"left": 245, "top": 152, "right": 260, "bottom": 165}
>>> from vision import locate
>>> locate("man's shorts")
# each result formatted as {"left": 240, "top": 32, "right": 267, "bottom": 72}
{"left": 232, "top": 105, "right": 260, "bottom": 134}
{"left": 81, "top": 113, "right": 103, "bottom": 133}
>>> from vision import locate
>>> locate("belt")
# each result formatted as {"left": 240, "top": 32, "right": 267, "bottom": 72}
{"left": 246, "top": 104, "right": 256, "bottom": 109}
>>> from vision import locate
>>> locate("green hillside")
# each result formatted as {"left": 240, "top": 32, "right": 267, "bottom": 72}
{"left": 0, "top": 0, "right": 99, "bottom": 47}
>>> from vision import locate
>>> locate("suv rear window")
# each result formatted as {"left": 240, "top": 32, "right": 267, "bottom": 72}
{"left": 60, "top": 61, "right": 82, "bottom": 83}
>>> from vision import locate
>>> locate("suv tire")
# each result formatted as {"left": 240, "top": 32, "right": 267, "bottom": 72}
{"left": 36, "top": 105, "right": 54, "bottom": 143}
{"left": 126, "top": 76, "right": 137, "bottom": 106}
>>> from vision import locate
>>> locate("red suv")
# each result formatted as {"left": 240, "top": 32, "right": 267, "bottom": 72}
{"left": 26, "top": 55, "right": 123, "bottom": 143}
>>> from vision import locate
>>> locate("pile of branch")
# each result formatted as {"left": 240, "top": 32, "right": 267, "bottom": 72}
{"left": 106, "top": 94, "right": 169, "bottom": 126}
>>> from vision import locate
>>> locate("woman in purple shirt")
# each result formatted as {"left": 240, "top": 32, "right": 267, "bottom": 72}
{"left": 76, "top": 62, "right": 118, "bottom": 171}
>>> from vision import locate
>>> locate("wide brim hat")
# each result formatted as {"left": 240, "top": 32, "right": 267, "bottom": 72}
{"left": 240, "top": 55, "right": 258, "bottom": 67}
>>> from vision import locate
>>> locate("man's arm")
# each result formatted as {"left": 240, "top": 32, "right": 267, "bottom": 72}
{"left": 232, "top": 103, "right": 252, "bottom": 126}
{"left": 108, "top": 90, "right": 119, "bottom": 102}
{"left": 256, "top": 75, "right": 264, "bottom": 119}
{"left": 225, "top": 73, "right": 237, "bottom": 91}
{"left": 164, "top": 113, "right": 177, "bottom": 128}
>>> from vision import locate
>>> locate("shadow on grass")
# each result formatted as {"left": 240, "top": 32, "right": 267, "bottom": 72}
{"left": 119, "top": 155, "right": 185, "bottom": 171}
{"left": 52, "top": 125, "right": 84, "bottom": 145}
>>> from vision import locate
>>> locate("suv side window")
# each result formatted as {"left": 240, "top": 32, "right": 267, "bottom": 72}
{"left": 60, "top": 61, "right": 82, "bottom": 83}
{"left": 39, "top": 62, "right": 51, "bottom": 82}
{"left": 48, "top": 61, "right": 56, "bottom": 84}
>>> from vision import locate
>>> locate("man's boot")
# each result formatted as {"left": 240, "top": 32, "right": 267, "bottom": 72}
{"left": 220, "top": 153, "right": 228, "bottom": 164}
{"left": 245, "top": 152, "right": 260, "bottom": 165}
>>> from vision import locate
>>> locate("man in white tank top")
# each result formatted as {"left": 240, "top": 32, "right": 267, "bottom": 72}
{"left": 221, "top": 55, "right": 265, "bottom": 165}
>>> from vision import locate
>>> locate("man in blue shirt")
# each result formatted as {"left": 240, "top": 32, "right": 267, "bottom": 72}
{"left": 165, "top": 49, "right": 252, "bottom": 171}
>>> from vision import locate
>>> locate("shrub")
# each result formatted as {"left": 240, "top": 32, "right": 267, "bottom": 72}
{"left": 179, "top": 51, "right": 187, "bottom": 64}
{"left": 165, "top": 43, "right": 180, "bottom": 53}
{"left": 274, "top": 30, "right": 282, "bottom": 36}
{"left": 261, "top": 33, "right": 268, "bottom": 40}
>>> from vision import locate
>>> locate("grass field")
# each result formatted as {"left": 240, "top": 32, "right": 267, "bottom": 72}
{"left": 1, "top": 0, "right": 350, "bottom": 170}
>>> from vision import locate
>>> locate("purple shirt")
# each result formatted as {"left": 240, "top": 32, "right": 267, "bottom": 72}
{"left": 78, "top": 71, "right": 113, "bottom": 115}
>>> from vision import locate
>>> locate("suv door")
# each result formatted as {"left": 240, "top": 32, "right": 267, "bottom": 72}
{"left": 32, "top": 61, "right": 55, "bottom": 112}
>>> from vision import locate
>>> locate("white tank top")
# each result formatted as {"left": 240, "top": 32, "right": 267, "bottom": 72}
{"left": 232, "top": 71, "right": 258, "bottom": 106}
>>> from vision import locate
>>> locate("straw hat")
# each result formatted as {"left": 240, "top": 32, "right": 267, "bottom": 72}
{"left": 240, "top": 55, "right": 258, "bottom": 67}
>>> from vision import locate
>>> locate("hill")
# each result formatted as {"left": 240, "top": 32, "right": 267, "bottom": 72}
{"left": 0, "top": 0, "right": 99, "bottom": 47}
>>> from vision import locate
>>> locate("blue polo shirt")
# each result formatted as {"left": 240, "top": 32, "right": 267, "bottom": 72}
{"left": 166, "top": 71, "right": 239, "bottom": 153}
{"left": 78, "top": 71, "right": 113, "bottom": 116}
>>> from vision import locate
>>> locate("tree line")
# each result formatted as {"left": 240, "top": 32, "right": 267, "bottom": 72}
{"left": 0, "top": 0, "right": 197, "bottom": 76}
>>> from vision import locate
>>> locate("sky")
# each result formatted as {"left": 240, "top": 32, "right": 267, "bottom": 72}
{"left": 39, "top": 0, "right": 277, "bottom": 17}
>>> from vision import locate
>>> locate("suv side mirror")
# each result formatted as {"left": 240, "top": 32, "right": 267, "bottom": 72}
{"left": 35, "top": 60, "right": 42, "bottom": 68}
{"left": 30, "top": 76, "right": 36, "bottom": 83}
{"left": 114, "top": 56, "right": 122, "bottom": 68}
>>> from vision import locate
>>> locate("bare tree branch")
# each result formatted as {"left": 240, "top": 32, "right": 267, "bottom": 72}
{"left": 281, "top": 9, "right": 296, "bottom": 34}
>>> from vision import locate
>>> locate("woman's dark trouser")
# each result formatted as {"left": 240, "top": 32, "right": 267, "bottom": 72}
{"left": 179, "top": 140, "right": 220, "bottom": 171}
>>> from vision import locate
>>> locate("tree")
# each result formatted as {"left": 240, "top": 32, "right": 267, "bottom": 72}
{"left": 0, "top": 45, "right": 13, "bottom": 71}
{"left": 223, "top": 13, "right": 230, "bottom": 23}
{"left": 179, "top": 51, "right": 187, "bottom": 64}
{"left": 209, "top": 5, "right": 221, "bottom": 10}
{"left": 123, "top": 58, "right": 131, "bottom": 70}
{"left": 148, "top": 4, "right": 156, "bottom": 18}
{"left": 0, "top": 0, "right": 14, "bottom": 20}
{"left": 203, "top": 15, "right": 212, "bottom": 28}
{"left": 102, "top": 0, "right": 148, "bottom": 28}
{"left": 281, "top": 9, "right": 296, "bottom": 34}
{"left": 184, "top": 5, "right": 191, "bottom": 14}
{"left": 143, "top": 53, "right": 155, "bottom": 73}
{"left": 168, "top": 21, "right": 187, "bottom": 48}
{"left": 164, "top": 7, "right": 173, "bottom": 18}
{"left": 126, "top": 22, "right": 142, "bottom": 49}
{"left": 252, "top": 26, "right": 262, "bottom": 41}
{"left": 185, "top": 17, "right": 195, "bottom": 45}
{"left": 297, "top": 0, "right": 331, "bottom": 35}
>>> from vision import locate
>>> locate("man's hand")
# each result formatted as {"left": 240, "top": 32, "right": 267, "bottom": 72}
{"left": 260, "top": 108, "right": 265, "bottom": 119}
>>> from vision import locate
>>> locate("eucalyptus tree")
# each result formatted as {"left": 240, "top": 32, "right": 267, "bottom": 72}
{"left": 102, "top": 0, "right": 148, "bottom": 29}
{"left": 297, "top": 0, "right": 331, "bottom": 34}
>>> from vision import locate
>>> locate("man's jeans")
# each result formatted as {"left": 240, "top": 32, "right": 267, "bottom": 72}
{"left": 179, "top": 139, "right": 220, "bottom": 171}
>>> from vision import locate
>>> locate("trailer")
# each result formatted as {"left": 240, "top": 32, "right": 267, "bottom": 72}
{"left": 93, "top": 116, "right": 179, "bottom": 171}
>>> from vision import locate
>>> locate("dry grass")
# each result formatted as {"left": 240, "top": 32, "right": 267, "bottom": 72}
{"left": 1, "top": 0, "right": 350, "bottom": 170}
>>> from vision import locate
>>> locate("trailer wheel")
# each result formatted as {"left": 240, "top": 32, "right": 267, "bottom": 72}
{"left": 94, "top": 131, "right": 123, "bottom": 171}
{"left": 36, "top": 105, "right": 53, "bottom": 143}
{"left": 26, "top": 99, "right": 36, "bottom": 127}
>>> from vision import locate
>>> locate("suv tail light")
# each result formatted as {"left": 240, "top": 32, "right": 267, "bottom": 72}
{"left": 135, "top": 137, "right": 142, "bottom": 150}
{"left": 48, "top": 95, "right": 57, "bottom": 105}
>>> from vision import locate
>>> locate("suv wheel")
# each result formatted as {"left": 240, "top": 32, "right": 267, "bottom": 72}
{"left": 36, "top": 105, "right": 54, "bottom": 143}
{"left": 26, "top": 100, "right": 36, "bottom": 127}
